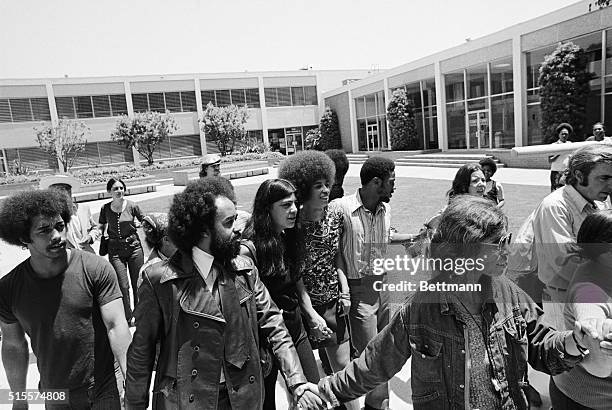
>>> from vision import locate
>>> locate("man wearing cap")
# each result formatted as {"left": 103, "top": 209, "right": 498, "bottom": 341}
{"left": 40, "top": 175, "right": 101, "bottom": 253}
{"left": 199, "top": 154, "right": 222, "bottom": 178}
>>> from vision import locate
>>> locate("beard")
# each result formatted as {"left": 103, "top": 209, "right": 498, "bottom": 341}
{"left": 211, "top": 230, "right": 241, "bottom": 265}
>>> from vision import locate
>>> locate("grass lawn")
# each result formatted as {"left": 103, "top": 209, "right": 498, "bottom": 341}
{"left": 137, "top": 176, "right": 551, "bottom": 236}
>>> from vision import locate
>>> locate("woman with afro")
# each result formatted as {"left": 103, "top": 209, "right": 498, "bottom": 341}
{"left": 279, "top": 151, "right": 359, "bottom": 410}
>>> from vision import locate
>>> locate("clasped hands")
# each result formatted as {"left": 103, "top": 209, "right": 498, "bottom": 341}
{"left": 293, "top": 383, "right": 331, "bottom": 410}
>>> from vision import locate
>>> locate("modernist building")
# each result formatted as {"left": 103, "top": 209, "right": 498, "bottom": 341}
{"left": 0, "top": 69, "right": 372, "bottom": 173}
{"left": 324, "top": 0, "right": 612, "bottom": 153}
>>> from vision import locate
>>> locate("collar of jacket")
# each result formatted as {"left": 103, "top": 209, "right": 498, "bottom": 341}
{"left": 159, "top": 250, "right": 255, "bottom": 284}
{"left": 434, "top": 273, "right": 498, "bottom": 316}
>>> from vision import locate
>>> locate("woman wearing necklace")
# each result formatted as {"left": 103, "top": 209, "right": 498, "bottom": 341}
{"left": 99, "top": 177, "right": 144, "bottom": 325}
{"left": 314, "top": 196, "right": 601, "bottom": 410}
{"left": 279, "top": 152, "right": 359, "bottom": 410}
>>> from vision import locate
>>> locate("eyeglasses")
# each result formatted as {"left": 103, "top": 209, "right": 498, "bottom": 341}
{"left": 481, "top": 233, "right": 512, "bottom": 252}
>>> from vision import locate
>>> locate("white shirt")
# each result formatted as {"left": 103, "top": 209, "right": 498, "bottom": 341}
{"left": 192, "top": 246, "right": 217, "bottom": 291}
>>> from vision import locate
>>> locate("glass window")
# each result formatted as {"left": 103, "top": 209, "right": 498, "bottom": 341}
{"left": 246, "top": 88, "right": 260, "bottom": 108}
{"left": 467, "top": 64, "right": 488, "bottom": 99}
{"left": 422, "top": 79, "right": 436, "bottom": 107}
{"left": 231, "top": 89, "right": 246, "bottom": 106}
{"left": 445, "top": 71, "right": 464, "bottom": 102}
{"left": 424, "top": 115, "right": 438, "bottom": 149}
{"left": 405, "top": 82, "right": 422, "bottom": 109}
{"left": 0, "top": 99, "right": 11, "bottom": 122}
{"left": 355, "top": 97, "right": 365, "bottom": 119}
{"left": 31, "top": 98, "right": 51, "bottom": 121}
{"left": 277, "top": 87, "right": 291, "bottom": 106}
{"left": 74, "top": 96, "right": 93, "bottom": 118}
{"left": 365, "top": 94, "right": 376, "bottom": 117}
{"left": 215, "top": 90, "right": 231, "bottom": 107}
{"left": 56, "top": 97, "right": 76, "bottom": 119}
{"left": 92, "top": 95, "right": 111, "bottom": 117}
{"left": 201, "top": 90, "right": 215, "bottom": 106}
{"left": 165, "top": 92, "right": 182, "bottom": 112}
{"left": 264, "top": 88, "right": 278, "bottom": 107}
{"left": 606, "top": 30, "right": 612, "bottom": 75}
{"left": 378, "top": 116, "right": 389, "bottom": 150}
{"left": 527, "top": 103, "right": 544, "bottom": 145}
{"left": 467, "top": 98, "right": 488, "bottom": 111}
{"left": 570, "top": 32, "right": 602, "bottom": 79}
{"left": 414, "top": 110, "right": 425, "bottom": 150}
{"left": 304, "top": 86, "right": 317, "bottom": 105}
{"left": 490, "top": 57, "right": 513, "bottom": 95}
{"left": 606, "top": 94, "right": 612, "bottom": 125}
{"left": 180, "top": 91, "right": 197, "bottom": 112}
{"left": 446, "top": 102, "right": 466, "bottom": 149}
{"left": 585, "top": 82, "right": 602, "bottom": 138}
{"left": 357, "top": 119, "right": 367, "bottom": 151}
{"left": 291, "top": 87, "right": 305, "bottom": 106}
{"left": 148, "top": 93, "right": 165, "bottom": 112}
{"left": 376, "top": 91, "right": 385, "bottom": 115}
{"left": 491, "top": 95, "right": 515, "bottom": 148}
{"left": 9, "top": 99, "right": 33, "bottom": 122}
{"left": 109, "top": 94, "right": 128, "bottom": 116}
{"left": 525, "top": 45, "right": 556, "bottom": 89}
{"left": 131, "top": 93, "right": 149, "bottom": 113}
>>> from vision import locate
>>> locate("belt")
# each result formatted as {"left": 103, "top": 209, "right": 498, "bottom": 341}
{"left": 110, "top": 234, "right": 138, "bottom": 244}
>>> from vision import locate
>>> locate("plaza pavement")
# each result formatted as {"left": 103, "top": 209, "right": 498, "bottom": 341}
{"left": 0, "top": 165, "right": 554, "bottom": 409}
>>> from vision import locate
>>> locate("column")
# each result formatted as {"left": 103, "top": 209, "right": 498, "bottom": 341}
{"left": 383, "top": 77, "right": 392, "bottom": 149}
{"left": 434, "top": 61, "right": 448, "bottom": 151}
{"left": 512, "top": 34, "right": 525, "bottom": 147}
{"left": 124, "top": 81, "right": 141, "bottom": 166}
{"left": 258, "top": 76, "right": 270, "bottom": 146}
{"left": 194, "top": 77, "right": 207, "bottom": 155}
{"left": 44, "top": 82, "right": 64, "bottom": 171}
{"left": 348, "top": 89, "right": 358, "bottom": 153}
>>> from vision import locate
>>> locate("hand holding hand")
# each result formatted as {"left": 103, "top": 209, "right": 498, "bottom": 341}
{"left": 309, "top": 314, "right": 332, "bottom": 341}
{"left": 294, "top": 382, "right": 325, "bottom": 410}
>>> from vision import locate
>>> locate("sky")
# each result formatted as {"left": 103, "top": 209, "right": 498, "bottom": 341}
{"left": 0, "top": 0, "right": 589, "bottom": 79}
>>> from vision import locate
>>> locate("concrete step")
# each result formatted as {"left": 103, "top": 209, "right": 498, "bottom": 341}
{"left": 411, "top": 154, "right": 495, "bottom": 160}
{"left": 396, "top": 158, "right": 505, "bottom": 166}
{"left": 395, "top": 162, "right": 488, "bottom": 168}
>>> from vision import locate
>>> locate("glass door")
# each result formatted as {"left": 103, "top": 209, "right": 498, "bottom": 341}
{"left": 367, "top": 120, "right": 380, "bottom": 151}
{"left": 285, "top": 131, "right": 303, "bottom": 154}
{"left": 467, "top": 111, "right": 489, "bottom": 149}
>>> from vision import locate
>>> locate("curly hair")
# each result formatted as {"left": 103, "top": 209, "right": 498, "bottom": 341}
{"left": 242, "top": 179, "right": 304, "bottom": 279}
{"left": 325, "top": 149, "right": 349, "bottom": 200}
{"left": 478, "top": 158, "right": 497, "bottom": 175}
{"left": 0, "top": 190, "right": 72, "bottom": 246}
{"left": 360, "top": 156, "right": 395, "bottom": 185}
{"left": 447, "top": 163, "right": 483, "bottom": 199}
{"left": 167, "top": 177, "right": 236, "bottom": 252}
{"left": 278, "top": 151, "right": 335, "bottom": 204}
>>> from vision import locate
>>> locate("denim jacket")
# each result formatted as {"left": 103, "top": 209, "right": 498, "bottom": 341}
{"left": 320, "top": 274, "right": 584, "bottom": 410}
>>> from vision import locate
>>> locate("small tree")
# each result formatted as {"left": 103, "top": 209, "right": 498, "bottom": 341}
{"left": 35, "top": 119, "right": 89, "bottom": 172}
{"left": 305, "top": 127, "right": 321, "bottom": 150}
{"left": 200, "top": 103, "right": 250, "bottom": 155}
{"left": 539, "top": 42, "right": 594, "bottom": 142}
{"left": 111, "top": 111, "right": 178, "bottom": 165}
{"left": 318, "top": 107, "right": 342, "bottom": 151}
{"left": 387, "top": 89, "right": 417, "bottom": 150}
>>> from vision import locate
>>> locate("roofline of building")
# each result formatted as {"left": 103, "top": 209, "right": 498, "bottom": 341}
{"left": 0, "top": 68, "right": 378, "bottom": 86}
{"left": 322, "top": 0, "right": 591, "bottom": 98}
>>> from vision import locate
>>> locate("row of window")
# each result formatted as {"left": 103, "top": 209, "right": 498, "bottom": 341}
{"left": 0, "top": 98, "right": 51, "bottom": 123}
{"left": 201, "top": 88, "right": 261, "bottom": 108}
{"left": 56, "top": 94, "right": 128, "bottom": 119}
{"left": 132, "top": 91, "right": 197, "bottom": 114}
{"left": 264, "top": 86, "right": 317, "bottom": 107}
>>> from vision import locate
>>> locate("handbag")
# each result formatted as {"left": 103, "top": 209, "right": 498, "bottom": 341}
{"left": 99, "top": 235, "right": 109, "bottom": 256}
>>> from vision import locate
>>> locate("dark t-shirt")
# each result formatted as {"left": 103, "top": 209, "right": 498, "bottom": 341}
{"left": 99, "top": 200, "right": 143, "bottom": 240}
{"left": 0, "top": 250, "right": 122, "bottom": 393}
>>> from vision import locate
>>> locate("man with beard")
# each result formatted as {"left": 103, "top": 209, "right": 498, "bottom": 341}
{"left": 328, "top": 156, "right": 413, "bottom": 410}
{"left": 126, "top": 177, "right": 321, "bottom": 410}
{"left": 0, "top": 190, "right": 131, "bottom": 408}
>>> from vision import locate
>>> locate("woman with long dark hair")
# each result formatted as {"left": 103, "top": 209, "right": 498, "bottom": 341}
{"left": 98, "top": 177, "right": 144, "bottom": 325}
{"left": 240, "top": 179, "right": 320, "bottom": 410}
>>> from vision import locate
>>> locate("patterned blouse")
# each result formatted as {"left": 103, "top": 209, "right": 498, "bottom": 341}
{"left": 301, "top": 208, "right": 344, "bottom": 306}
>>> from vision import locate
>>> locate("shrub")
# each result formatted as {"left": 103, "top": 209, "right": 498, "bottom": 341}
{"left": 387, "top": 89, "right": 418, "bottom": 150}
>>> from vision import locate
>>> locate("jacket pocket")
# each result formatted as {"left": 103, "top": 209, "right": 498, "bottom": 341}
{"left": 409, "top": 335, "right": 443, "bottom": 383}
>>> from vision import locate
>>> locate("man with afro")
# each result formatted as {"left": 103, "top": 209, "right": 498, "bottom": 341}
{"left": 0, "top": 190, "right": 131, "bottom": 408}
{"left": 126, "top": 177, "right": 321, "bottom": 409}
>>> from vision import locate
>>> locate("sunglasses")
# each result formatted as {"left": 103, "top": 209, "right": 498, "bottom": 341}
{"left": 481, "top": 233, "right": 512, "bottom": 252}
{"left": 112, "top": 186, "right": 125, "bottom": 191}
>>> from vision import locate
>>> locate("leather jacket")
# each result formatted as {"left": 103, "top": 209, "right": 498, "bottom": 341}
{"left": 125, "top": 250, "right": 306, "bottom": 409}
{"left": 320, "top": 274, "right": 584, "bottom": 410}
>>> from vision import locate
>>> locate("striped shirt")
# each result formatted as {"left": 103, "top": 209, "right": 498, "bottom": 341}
{"left": 329, "top": 189, "right": 392, "bottom": 279}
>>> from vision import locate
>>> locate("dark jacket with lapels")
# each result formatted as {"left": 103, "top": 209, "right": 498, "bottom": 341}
{"left": 125, "top": 250, "right": 306, "bottom": 409}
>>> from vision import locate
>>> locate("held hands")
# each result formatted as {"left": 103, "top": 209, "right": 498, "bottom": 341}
{"left": 294, "top": 383, "right": 326, "bottom": 410}
{"left": 573, "top": 318, "right": 612, "bottom": 355}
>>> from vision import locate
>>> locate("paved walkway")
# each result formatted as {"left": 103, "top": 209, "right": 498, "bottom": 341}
{"left": 0, "top": 165, "right": 554, "bottom": 409}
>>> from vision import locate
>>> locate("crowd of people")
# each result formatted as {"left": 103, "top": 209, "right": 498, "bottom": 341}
{"left": 2, "top": 141, "right": 612, "bottom": 410}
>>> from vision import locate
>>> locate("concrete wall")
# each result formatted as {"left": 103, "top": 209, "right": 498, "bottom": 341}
{"left": 265, "top": 106, "right": 318, "bottom": 129}
{"left": 324, "top": 91, "right": 351, "bottom": 152}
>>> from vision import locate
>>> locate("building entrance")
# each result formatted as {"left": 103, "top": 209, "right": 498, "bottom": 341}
{"left": 468, "top": 111, "right": 489, "bottom": 149}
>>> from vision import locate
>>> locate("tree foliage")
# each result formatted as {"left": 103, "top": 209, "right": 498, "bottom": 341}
{"left": 387, "top": 89, "right": 418, "bottom": 150}
{"left": 35, "top": 119, "right": 89, "bottom": 171}
{"left": 597, "top": 0, "right": 611, "bottom": 8}
{"left": 111, "top": 111, "right": 178, "bottom": 166}
{"left": 538, "top": 42, "right": 594, "bottom": 142}
{"left": 317, "top": 107, "right": 342, "bottom": 151}
{"left": 200, "top": 103, "right": 250, "bottom": 156}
